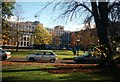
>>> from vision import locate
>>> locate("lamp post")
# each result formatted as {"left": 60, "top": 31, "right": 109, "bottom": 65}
{"left": 77, "top": 39, "right": 80, "bottom": 56}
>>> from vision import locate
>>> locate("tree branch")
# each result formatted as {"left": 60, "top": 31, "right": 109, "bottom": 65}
{"left": 108, "top": 2, "right": 120, "bottom": 13}
{"left": 78, "top": 3, "right": 93, "bottom": 15}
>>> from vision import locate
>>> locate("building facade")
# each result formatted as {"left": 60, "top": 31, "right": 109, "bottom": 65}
{"left": 7, "top": 21, "right": 40, "bottom": 47}
{"left": 2, "top": 21, "right": 71, "bottom": 48}
{"left": 46, "top": 25, "right": 70, "bottom": 49}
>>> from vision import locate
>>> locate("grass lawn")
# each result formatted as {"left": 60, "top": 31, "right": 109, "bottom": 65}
{"left": 2, "top": 62, "right": 118, "bottom": 81}
{"left": 9, "top": 49, "right": 85, "bottom": 59}
{"left": 2, "top": 49, "right": 119, "bottom": 81}
{"left": 3, "top": 71, "right": 116, "bottom": 81}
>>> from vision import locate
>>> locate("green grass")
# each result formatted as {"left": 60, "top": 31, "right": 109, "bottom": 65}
{"left": 10, "top": 49, "right": 85, "bottom": 59}
{"left": 2, "top": 63, "right": 116, "bottom": 81}
{"left": 10, "top": 50, "right": 39, "bottom": 58}
{"left": 2, "top": 62, "right": 55, "bottom": 70}
{"left": 54, "top": 50, "right": 84, "bottom": 59}
{"left": 2, "top": 50, "right": 118, "bottom": 81}
{"left": 3, "top": 71, "right": 116, "bottom": 81}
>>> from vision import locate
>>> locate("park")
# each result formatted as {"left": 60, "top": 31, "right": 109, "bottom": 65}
{"left": 2, "top": 49, "right": 119, "bottom": 81}
{"left": 1, "top": 0, "right": 120, "bottom": 81}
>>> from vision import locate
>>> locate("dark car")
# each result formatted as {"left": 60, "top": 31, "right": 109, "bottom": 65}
{"left": 0, "top": 48, "right": 11, "bottom": 61}
{"left": 73, "top": 52, "right": 101, "bottom": 63}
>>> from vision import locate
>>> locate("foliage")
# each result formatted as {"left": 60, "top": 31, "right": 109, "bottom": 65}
{"left": 2, "top": 20, "right": 11, "bottom": 45}
{"left": 70, "top": 32, "right": 76, "bottom": 47}
{"left": 52, "top": 35, "right": 61, "bottom": 47}
{"left": 42, "top": 0, "right": 120, "bottom": 66}
{"left": 33, "top": 24, "right": 52, "bottom": 45}
{"left": 108, "top": 22, "right": 120, "bottom": 52}
{"left": 78, "top": 27, "right": 99, "bottom": 49}
{"left": 2, "top": 2, "right": 15, "bottom": 45}
{"left": 2, "top": 2, "right": 15, "bottom": 19}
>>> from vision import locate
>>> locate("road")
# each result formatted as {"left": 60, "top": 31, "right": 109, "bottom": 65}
{"left": 6, "top": 57, "right": 76, "bottom": 64}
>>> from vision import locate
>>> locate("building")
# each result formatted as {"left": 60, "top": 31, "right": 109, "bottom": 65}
{"left": 6, "top": 21, "right": 40, "bottom": 47}
{"left": 46, "top": 25, "right": 70, "bottom": 49}
{"left": 2, "top": 21, "right": 71, "bottom": 49}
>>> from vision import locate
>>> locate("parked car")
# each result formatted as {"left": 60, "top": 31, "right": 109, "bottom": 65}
{"left": 26, "top": 50, "right": 57, "bottom": 63}
{"left": 73, "top": 52, "right": 101, "bottom": 63}
{"left": 0, "top": 48, "right": 11, "bottom": 61}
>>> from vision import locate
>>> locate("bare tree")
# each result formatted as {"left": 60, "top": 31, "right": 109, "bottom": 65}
{"left": 39, "top": 0, "right": 120, "bottom": 66}
{"left": 14, "top": 3, "right": 24, "bottom": 52}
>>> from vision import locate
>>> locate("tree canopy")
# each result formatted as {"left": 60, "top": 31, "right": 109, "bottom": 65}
{"left": 70, "top": 32, "right": 76, "bottom": 47}
{"left": 41, "top": 0, "right": 120, "bottom": 66}
{"left": 2, "top": 2, "right": 15, "bottom": 19}
{"left": 33, "top": 24, "right": 52, "bottom": 45}
{"left": 2, "top": 2, "right": 15, "bottom": 46}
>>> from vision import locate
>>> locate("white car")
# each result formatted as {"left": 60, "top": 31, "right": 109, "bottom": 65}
{"left": 26, "top": 50, "right": 57, "bottom": 63}
{"left": 0, "top": 48, "right": 11, "bottom": 61}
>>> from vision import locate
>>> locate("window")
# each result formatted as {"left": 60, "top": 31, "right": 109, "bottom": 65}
{"left": 36, "top": 52, "right": 44, "bottom": 55}
{"left": 24, "top": 37, "right": 26, "bottom": 41}
{"left": 29, "top": 26, "right": 31, "bottom": 31}
{"left": 24, "top": 42, "right": 26, "bottom": 46}
{"left": 27, "top": 37, "right": 29, "bottom": 41}
{"left": 27, "top": 42, "right": 29, "bottom": 46}
{"left": 46, "top": 52, "right": 54, "bottom": 55}
{"left": 21, "top": 42, "right": 23, "bottom": 46}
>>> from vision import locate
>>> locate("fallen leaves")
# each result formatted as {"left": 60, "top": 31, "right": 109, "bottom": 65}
{"left": 2, "top": 61, "right": 100, "bottom": 74}
{"left": 47, "top": 64, "right": 100, "bottom": 74}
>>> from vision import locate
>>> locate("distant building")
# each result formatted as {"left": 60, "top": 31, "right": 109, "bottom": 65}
{"left": 2, "top": 21, "right": 71, "bottom": 48}
{"left": 46, "top": 25, "right": 70, "bottom": 48}
{"left": 6, "top": 21, "right": 40, "bottom": 47}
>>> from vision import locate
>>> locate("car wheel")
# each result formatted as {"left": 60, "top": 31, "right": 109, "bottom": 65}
{"left": 80, "top": 59, "right": 84, "bottom": 63}
{"left": 50, "top": 59, "right": 55, "bottom": 63}
{"left": 2, "top": 55, "right": 7, "bottom": 61}
{"left": 29, "top": 58, "right": 35, "bottom": 62}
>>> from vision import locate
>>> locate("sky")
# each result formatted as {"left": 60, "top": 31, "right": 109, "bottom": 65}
{"left": 8, "top": 1, "right": 92, "bottom": 31}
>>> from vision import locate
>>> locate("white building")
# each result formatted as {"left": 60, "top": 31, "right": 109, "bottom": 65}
{"left": 8, "top": 21, "right": 40, "bottom": 47}
{"left": 4, "top": 21, "right": 71, "bottom": 48}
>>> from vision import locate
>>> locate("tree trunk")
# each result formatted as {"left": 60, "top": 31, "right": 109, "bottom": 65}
{"left": 16, "top": 21, "right": 19, "bottom": 52}
{"left": 16, "top": 42, "right": 19, "bottom": 52}
{"left": 98, "top": 2, "right": 113, "bottom": 64}
{"left": 91, "top": 1, "right": 114, "bottom": 66}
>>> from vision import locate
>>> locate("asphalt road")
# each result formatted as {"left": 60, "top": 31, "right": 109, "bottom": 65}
{"left": 6, "top": 58, "right": 76, "bottom": 64}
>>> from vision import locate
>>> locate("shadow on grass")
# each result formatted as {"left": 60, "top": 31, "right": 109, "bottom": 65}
{"left": 2, "top": 65, "right": 119, "bottom": 81}
{"left": 2, "top": 65, "right": 99, "bottom": 72}
{"left": 2, "top": 80, "right": 118, "bottom": 82}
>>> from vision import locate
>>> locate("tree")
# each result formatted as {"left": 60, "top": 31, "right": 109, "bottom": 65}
{"left": 2, "top": 2, "right": 15, "bottom": 47}
{"left": 33, "top": 24, "right": 52, "bottom": 48}
{"left": 78, "top": 27, "right": 99, "bottom": 51}
{"left": 13, "top": 3, "right": 24, "bottom": 52}
{"left": 90, "top": 0, "right": 120, "bottom": 66}
{"left": 2, "top": 2, "right": 15, "bottom": 19}
{"left": 42, "top": 0, "right": 120, "bottom": 66}
{"left": 52, "top": 36, "right": 61, "bottom": 49}
{"left": 70, "top": 32, "right": 76, "bottom": 47}
{"left": 70, "top": 32, "right": 77, "bottom": 55}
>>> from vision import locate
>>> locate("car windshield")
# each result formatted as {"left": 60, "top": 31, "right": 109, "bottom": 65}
{"left": 36, "top": 52, "right": 44, "bottom": 55}
{"left": 0, "top": 49, "right": 6, "bottom": 52}
{"left": 83, "top": 53, "right": 91, "bottom": 57}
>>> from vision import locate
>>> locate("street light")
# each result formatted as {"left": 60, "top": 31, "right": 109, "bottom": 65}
{"left": 77, "top": 39, "right": 80, "bottom": 56}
